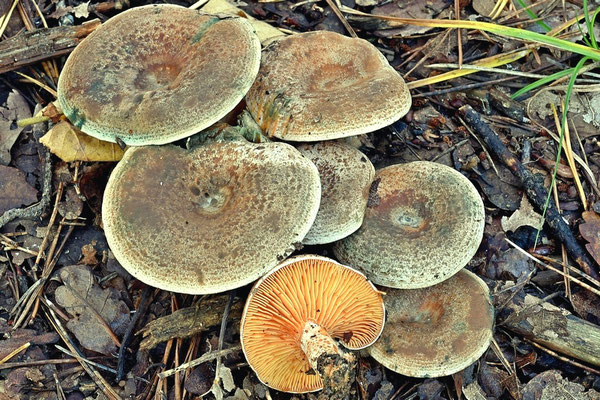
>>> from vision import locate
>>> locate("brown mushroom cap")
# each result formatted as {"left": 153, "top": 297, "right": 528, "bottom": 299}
{"left": 241, "top": 255, "right": 385, "bottom": 393}
{"left": 334, "top": 161, "right": 485, "bottom": 289}
{"left": 296, "top": 141, "right": 374, "bottom": 245}
{"left": 246, "top": 31, "right": 411, "bottom": 141}
{"left": 102, "top": 142, "right": 320, "bottom": 294}
{"left": 369, "top": 269, "right": 494, "bottom": 377}
{"left": 57, "top": 5, "right": 260, "bottom": 145}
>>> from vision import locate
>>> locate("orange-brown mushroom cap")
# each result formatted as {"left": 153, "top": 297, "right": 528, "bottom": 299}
{"left": 57, "top": 5, "right": 260, "bottom": 145}
{"left": 297, "top": 141, "right": 375, "bottom": 245}
{"left": 102, "top": 142, "right": 321, "bottom": 294}
{"left": 241, "top": 255, "right": 385, "bottom": 393}
{"left": 334, "top": 161, "right": 485, "bottom": 289}
{"left": 246, "top": 31, "right": 411, "bottom": 141}
{"left": 369, "top": 269, "right": 494, "bottom": 377}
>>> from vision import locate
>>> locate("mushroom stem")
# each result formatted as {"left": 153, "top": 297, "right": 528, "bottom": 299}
{"left": 300, "top": 321, "right": 356, "bottom": 400}
{"left": 238, "top": 110, "right": 271, "bottom": 143}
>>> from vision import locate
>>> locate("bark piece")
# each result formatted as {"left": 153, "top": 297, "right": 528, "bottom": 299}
{"left": 502, "top": 294, "right": 600, "bottom": 367}
{"left": 0, "top": 19, "right": 101, "bottom": 75}
{"left": 138, "top": 295, "right": 243, "bottom": 350}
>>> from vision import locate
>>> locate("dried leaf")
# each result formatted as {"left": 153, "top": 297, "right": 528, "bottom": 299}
{"left": 185, "top": 362, "right": 215, "bottom": 396}
{"left": 475, "top": 166, "right": 522, "bottom": 211}
{"left": 579, "top": 211, "right": 600, "bottom": 266}
{"left": 0, "top": 165, "right": 38, "bottom": 214}
{"left": 0, "top": 90, "right": 31, "bottom": 165}
{"left": 372, "top": 0, "right": 450, "bottom": 37}
{"left": 463, "top": 382, "right": 487, "bottom": 400}
{"left": 220, "top": 365, "right": 236, "bottom": 392}
{"left": 41, "top": 101, "right": 63, "bottom": 124}
{"left": 54, "top": 265, "right": 130, "bottom": 355}
{"left": 73, "top": 1, "right": 90, "bottom": 18}
{"left": 522, "top": 370, "right": 600, "bottom": 400}
{"left": 201, "top": 0, "right": 286, "bottom": 44}
{"left": 39, "top": 120, "right": 125, "bottom": 162}
{"left": 501, "top": 194, "right": 544, "bottom": 232}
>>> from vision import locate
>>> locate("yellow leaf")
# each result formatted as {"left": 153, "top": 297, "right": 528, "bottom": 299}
{"left": 39, "top": 121, "right": 125, "bottom": 162}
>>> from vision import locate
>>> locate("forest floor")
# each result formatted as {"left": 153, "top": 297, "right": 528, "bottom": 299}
{"left": 1, "top": 0, "right": 600, "bottom": 399}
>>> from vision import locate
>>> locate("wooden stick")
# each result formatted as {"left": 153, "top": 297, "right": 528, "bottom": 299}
{"left": 137, "top": 295, "right": 243, "bottom": 350}
{"left": 0, "top": 19, "right": 101, "bottom": 75}
{"left": 501, "top": 293, "right": 600, "bottom": 367}
{"left": 458, "top": 105, "right": 599, "bottom": 279}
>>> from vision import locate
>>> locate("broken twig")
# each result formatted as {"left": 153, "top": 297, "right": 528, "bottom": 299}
{"left": 458, "top": 105, "right": 599, "bottom": 280}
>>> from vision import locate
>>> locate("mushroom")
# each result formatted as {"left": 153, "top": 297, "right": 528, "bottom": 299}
{"left": 296, "top": 141, "right": 375, "bottom": 245}
{"left": 246, "top": 31, "right": 411, "bottom": 141}
{"left": 102, "top": 141, "right": 321, "bottom": 294}
{"left": 57, "top": 4, "right": 260, "bottom": 145}
{"left": 369, "top": 269, "right": 494, "bottom": 377}
{"left": 334, "top": 161, "right": 485, "bottom": 289}
{"left": 241, "top": 255, "right": 385, "bottom": 395}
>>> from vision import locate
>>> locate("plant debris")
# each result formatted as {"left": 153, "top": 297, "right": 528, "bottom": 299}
{"left": 2, "top": 0, "right": 600, "bottom": 398}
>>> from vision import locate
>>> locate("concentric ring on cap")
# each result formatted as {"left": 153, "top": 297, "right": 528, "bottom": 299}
{"left": 102, "top": 142, "right": 321, "bottom": 294}
{"left": 334, "top": 161, "right": 485, "bottom": 289}
{"left": 246, "top": 31, "right": 411, "bottom": 141}
{"left": 369, "top": 269, "right": 494, "bottom": 377}
{"left": 58, "top": 5, "right": 261, "bottom": 145}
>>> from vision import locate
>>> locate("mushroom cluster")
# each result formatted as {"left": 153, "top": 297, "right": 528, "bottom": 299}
{"left": 57, "top": 4, "right": 493, "bottom": 397}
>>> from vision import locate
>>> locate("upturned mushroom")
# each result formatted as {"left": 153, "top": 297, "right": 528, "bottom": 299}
{"left": 334, "top": 161, "right": 485, "bottom": 289}
{"left": 296, "top": 141, "right": 375, "bottom": 245}
{"left": 102, "top": 141, "right": 321, "bottom": 294}
{"left": 57, "top": 4, "right": 260, "bottom": 145}
{"left": 246, "top": 31, "right": 411, "bottom": 141}
{"left": 241, "top": 255, "right": 385, "bottom": 396}
{"left": 369, "top": 269, "right": 494, "bottom": 377}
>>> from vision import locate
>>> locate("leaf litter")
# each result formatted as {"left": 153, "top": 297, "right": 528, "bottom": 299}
{"left": 2, "top": 0, "right": 600, "bottom": 399}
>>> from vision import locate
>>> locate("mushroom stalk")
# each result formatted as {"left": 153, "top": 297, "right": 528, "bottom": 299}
{"left": 300, "top": 321, "right": 356, "bottom": 400}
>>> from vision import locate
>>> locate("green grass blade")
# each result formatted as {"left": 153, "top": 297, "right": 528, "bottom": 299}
{"left": 584, "top": 0, "right": 599, "bottom": 50}
{"left": 515, "top": 0, "right": 552, "bottom": 32}
{"left": 535, "top": 56, "right": 590, "bottom": 246}
{"left": 511, "top": 68, "right": 576, "bottom": 98}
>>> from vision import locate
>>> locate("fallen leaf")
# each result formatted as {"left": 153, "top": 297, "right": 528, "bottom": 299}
{"left": 201, "top": 0, "right": 286, "bottom": 44}
{"left": 41, "top": 101, "right": 63, "bottom": 124}
{"left": 501, "top": 194, "right": 544, "bottom": 232}
{"left": 57, "top": 186, "right": 83, "bottom": 220}
{"left": 0, "top": 165, "right": 38, "bottom": 214}
{"left": 0, "top": 90, "right": 32, "bottom": 165}
{"left": 54, "top": 265, "right": 130, "bottom": 355}
{"left": 475, "top": 167, "right": 522, "bottom": 211}
{"left": 219, "top": 365, "right": 236, "bottom": 392}
{"left": 372, "top": 0, "right": 450, "bottom": 38}
{"left": 39, "top": 120, "right": 125, "bottom": 162}
{"left": 185, "top": 362, "right": 215, "bottom": 396}
{"left": 522, "top": 370, "right": 600, "bottom": 400}
{"left": 79, "top": 242, "right": 99, "bottom": 265}
{"left": 472, "top": 0, "right": 501, "bottom": 17}
{"left": 463, "top": 382, "right": 487, "bottom": 400}
{"left": 571, "top": 290, "right": 600, "bottom": 322}
{"left": 579, "top": 211, "right": 600, "bottom": 266}
{"left": 73, "top": 1, "right": 90, "bottom": 18}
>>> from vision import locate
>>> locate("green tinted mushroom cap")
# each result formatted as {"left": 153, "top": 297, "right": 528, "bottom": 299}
{"left": 57, "top": 5, "right": 261, "bottom": 145}
{"left": 102, "top": 142, "right": 321, "bottom": 294}
{"left": 369, "top": 269, "right": 494, "bottom": 377}
{"left": 333, "top": 161, "right": 485, "bottom": 289}
{"left": 246, "top": 31, "right": 411, "bottom": 141}
{"left": 296, "top": 141, "right": 374, "bottom": 245}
